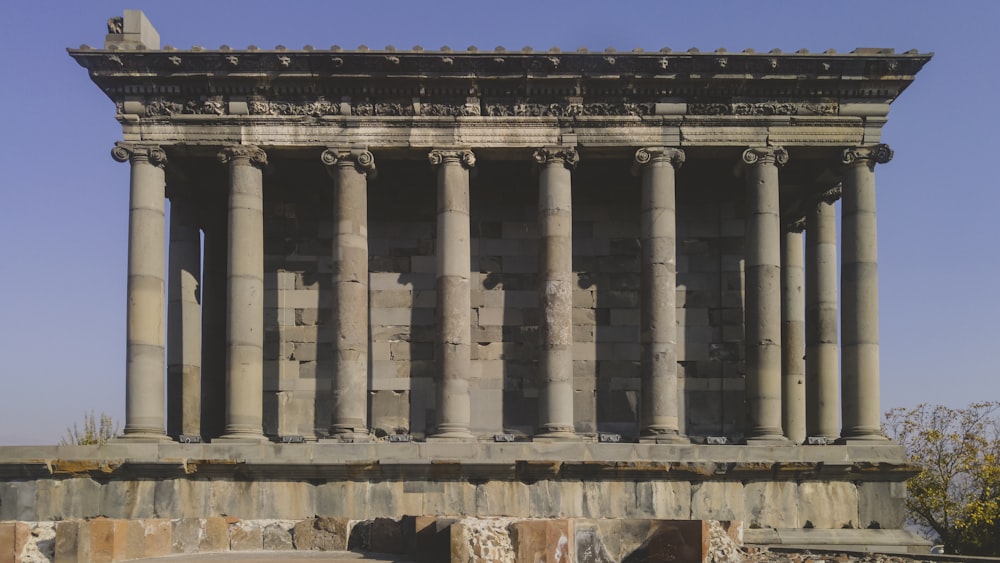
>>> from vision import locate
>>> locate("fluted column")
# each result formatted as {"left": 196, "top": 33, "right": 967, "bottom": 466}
{"left": 806, "top": 186, "right": 841, "bottom": 441}
{"left": 167, "top": 184, "right": 202, "bottom": 440}
{"left": 634, "top": 147, "right": 687, "bottom": 443}
{"left": 428, "top": 149, "right": 476, "bottom": 440}
{"left": 533, "top": 147, "right": 578, "bottom": 440}
{"left": 216, "top": 145, "right": 268, "bottom": 442}
{"left": 321, "top": 147, "right": 375, "bottom": 440}
{"left": 111, "top": 142, "right": 170, "bottom": 441}
{"left": 741, "top": 146, "right": 788, "bottom": 442}
{"left": 841, "top": 144, "right": 893, "bottom": 441}
{"left": 781, "top": 218, "right": 806, "bottom": 444}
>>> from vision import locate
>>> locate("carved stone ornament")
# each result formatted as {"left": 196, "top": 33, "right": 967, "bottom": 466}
{"left": 742, "top": 146, "right": 789, "bottom": 167}
{"left": 532, "top": 147, "right": 579, "bottom": 169}
{"left": 145, "top": 96, "right": 225, "bottom": 116}
{"left": 320, "top": 148, "right": 376, "bottom": 176}
{"left": 818, "top": 184, "right": 843, "bottom": 205}
{"left": 634, "top": 147, "right": 685, "bottom": 170}
{"left": 842, "top": 144, "right": 893, "bottom": 168}
{"left": 107, "top": 17, "right": 124, "bottom": 34}
{"left": 689, "top": 102, "right": 837, "bottom": 116}
{"left": 421, "top": 103, "right": 480, "bottom": 117}
{"left": 250, "top": 99, "right": 341, "bottom": 117}
{"left": 111, "top": 142, "right": 167, "bottom": 167}
{"left": 428, "top": 149, "right": 476, "bottom": 169}
{"left": 788, "top": 217, "right": 807, "bottom": 233}
{"left": 485, "top": 102, "right": 653, "bottom": 117}
{"left": 217, "top": 145, "right": 268, "bottom": 167}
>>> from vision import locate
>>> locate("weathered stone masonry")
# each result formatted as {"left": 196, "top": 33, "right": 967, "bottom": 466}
{"left": 0, "top": 10, "right": 936, "bottom": 553}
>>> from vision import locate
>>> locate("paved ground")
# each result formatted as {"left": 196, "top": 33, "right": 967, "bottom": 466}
{"left": 139, "top": 552, "right": 417, "bottom": 562}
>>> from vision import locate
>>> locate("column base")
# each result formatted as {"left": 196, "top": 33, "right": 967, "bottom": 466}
{"left": 745, "top": 436, "right": 791, "bottom": 445}
{"left": 212, "top": 433, "right": 269, "bottom": 444}
{"left": 533, "top": 430, "right": 578, "bottom": 442}
{"left": 639, "top": 433, "right": 690, "bottom": 444}
{"left": 426, "top": 431, "right": 475, "bottom": 442}
{"left": 110, "top": 433, "right": 172, "bottom": 444}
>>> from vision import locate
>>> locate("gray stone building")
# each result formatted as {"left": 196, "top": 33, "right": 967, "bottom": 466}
{"left": 0, "top": 10, "right": 935, "bottom": 558}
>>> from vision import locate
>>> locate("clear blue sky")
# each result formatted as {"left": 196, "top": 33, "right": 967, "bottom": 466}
{"left": 0, "top": 1, "right": 996, "bottom": 445}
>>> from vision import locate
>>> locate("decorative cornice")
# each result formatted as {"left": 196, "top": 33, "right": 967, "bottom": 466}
{"left": 217, "top": 145, "right": 267, "bottom": 167}
{"left": 634, "top": 147, "right": 685, "bottom": 170}
{"left": 532, "top": 147, "right": 579, "bottom": 170}
{"left": 320, "top": 148, "right": 376, "bottom": 176}
{"left": 842, "top": 144, "right": 893, "bottom": 169}
{"left": 742, "top": 146, "right": 789, "bottom": 167}
{"left": 428, "top": 149, "right": 476, "bottom": 169}
{"left": 111, "top": 142, "right": 167, "bottom": 167}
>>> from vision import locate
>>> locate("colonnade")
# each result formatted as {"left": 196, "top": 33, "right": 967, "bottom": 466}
{"left": 111, "top": 142, "right": 892, "bottom": 444}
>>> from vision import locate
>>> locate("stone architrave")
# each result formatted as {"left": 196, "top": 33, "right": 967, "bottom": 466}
{"left": 840, "top": 144, "right": 893, "bottom": 442}
{"left": 428, "top": 149, "right": 476, "bottom": 440}
{"left": 741, "top": 146, "right": 789, "bottom": 443}
{"left": 216, "top": 145, "right": 268, "bottom": 442}
{"left": 111, "top": 142, "right": 171, "bottom": 441}
{"left": 533, "top": 147, "right": 579, "bottom": 440}
{"left": 167, "top": 183, "right": 202, "bottom": 440}
{"left": 781, "top": 218, "right": 806, "bottom": 444}
{"left": 634, "top": 147, "right": 688, "bottom": 443}
{"left": 321, "top": 147, "right": 376, "bottom": 440}
{"left": 806, "top": 186, "right": 841, "bottom": 441}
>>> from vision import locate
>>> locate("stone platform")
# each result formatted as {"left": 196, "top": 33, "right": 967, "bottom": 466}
{"left": 0, "top": 442, "right": 926, "bottom": 552}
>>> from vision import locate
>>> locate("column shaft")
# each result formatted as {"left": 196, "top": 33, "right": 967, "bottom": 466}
{"left": 534, "top": 147, "right": 578, "bottom": 440}
{"left": 742, "top": 147, "right": 788, "bottom": 442}
{"left": 112, "top": 143, "right": 169, "bottom": 441}
{"left": 781, "top": 223, "right": 806, "bottom": 444}
{"left": 635, "top": 147, "right": 687, "bottom": 442}
{"left": 200, "top": 198, "right": 228, "bottom": 441}
{"left": 322, "top": 148, "right": 374, "bottom": 439}
{"left": 429, "top": 150, "right": 475, "bottom": 439}
{"left": 806, "top": 191, "right": 840, "bottom": 440}
{"left": 218, "top": 146, "right": 267, "bottom": 442}
{"left": 167, "top": 191, "right": 202, "bottom": 439}
{"left": 841, "top": 145, "right": 892, "bottom": 441}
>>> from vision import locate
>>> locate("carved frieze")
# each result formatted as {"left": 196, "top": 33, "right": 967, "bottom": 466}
{"left": 250, "top": 99, "right": 340, "bottom": 116}
{"left": 485, "top": 102, "right": 653, "bottom": 117}
{"left": 689, "top": 102, "right": 837, "bottom": 116}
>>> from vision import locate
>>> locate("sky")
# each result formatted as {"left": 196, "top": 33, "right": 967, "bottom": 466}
{"left": 0, "top": 1, "right": 997, "bottom": 445}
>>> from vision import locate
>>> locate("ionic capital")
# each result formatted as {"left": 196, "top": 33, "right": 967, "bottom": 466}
{"left": 217, "top": 145, "right": 268, "bottom": 168}
{"left": 633, "top": 147, "right": 685, "bottom": 171}
{"left": 817, "top": 184, "right": 842, "bottom": 205}
{"left": 841, "top": 144, "right": 893, "bottom": 170}
{"left": 532, "top": 147, "right": 579, "bottom": 170}
{"left": 428, "top": 149, "right": 476, "bottom": 170}
{"left": 111, "top": 142, "right": 167, "bottom": 167}
{"left": 321, "top": 147, "right": 377, "bottom": 177}
{"left": 742, "top": 146, "right": 789, "bottom": 167}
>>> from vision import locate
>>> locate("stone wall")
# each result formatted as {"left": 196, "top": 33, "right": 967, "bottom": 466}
{"left": 254, "top": 157, "right": 746, "bottom": 441}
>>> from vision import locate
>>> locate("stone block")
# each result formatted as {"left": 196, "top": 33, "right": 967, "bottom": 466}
{"left": 691, "top": 481, "right": 745, "bottom": 521}
{"left": 292, "top": 517, "right": 349, "bottom": 551}
{"left": 799, "top": 481, "right": 859, "bottom": 529}
{"left": 625, "top": 520, "right": 709, "bottom": 563}
{"left": 100, "top": 477, "right": 156, "bottom": 520}
{"left": 744, "top": 481, "right": 799, "bottom": 529}
{"left": 230, "top": 523, "right": 263, "bottom": 551}
{"left": 0, "top": 481, "right": 36, "bottom": 521}
{"left": 55, "top": 520, "right": 83, "bottom": 563}
{"left": 0, "top": 521, "right": 29, "bottom": 563}
{"left": 859, "top": 481, "right": 906, "bottom": 530}
{"left": 263, "top": 523, "right": 293, "bottom": 550}
{"left": 414, "top": 517, "right": 454, "bottom": 563}
{"left": 143, "top": 519, "right": 172, "bottom": 558}
{"left": 199, "top": 517, "right": 229, "bottom": 553}
{"left": 171, "top": 518, "right": 201, "bottom": 554}
{"left": 88, "top": 519, "right": 119, "bottom": 563}
{"left": 510, "top": 518, "right": 572, "bottom": 563}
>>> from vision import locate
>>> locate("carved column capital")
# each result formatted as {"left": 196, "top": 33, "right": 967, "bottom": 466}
{"left": 841, "top": 144, "right": 893, "bottom": 170}
{"left": 634, "top": 147, "right": 685, "bottom": 169}
{"left": 217, "top": 145, "right": 268, "bottom": 168}
{"left": 321, "top": 147, "right": 376, "bottom": 176}
{"left": 428, "top": 149, "right": 476, "bottom": 169}
{"left": 818, "top": 184, "right": 843, "bottom": 205}
{"left": 112, "top": 142, "right": 167, "bottom": 167}
{"left": 532, "top": 147, "right": 579, "bottom": 170}
{"left": 742, "top": 146, "right": 789, "bottom": 167}
{"left": 787, "top": 217, "right": 807, "bottom": 233}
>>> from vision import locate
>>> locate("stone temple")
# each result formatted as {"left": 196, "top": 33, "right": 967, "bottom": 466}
{"left": 0, "top": 10, "right": 935, "bottom": 561}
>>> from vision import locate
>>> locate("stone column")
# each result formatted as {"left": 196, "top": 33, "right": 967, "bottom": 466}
{"left": 741, "top": 146, "right": 788, "bottom": 442}
{"left": 216, "top": 146, "right": 268, "bottom": 442}
{"left": 428, "top": 149, "right": 476, "bottom": 440}
{"left": 533, "top": 147, "right": 579, "bottom": 440}
{"left": 806, "top": 186, "right": 841, "bottom": 441}
{"left": 200, "top": 198, "right": 228, "bottom": 441}
{"left": 781, "top": 218, "right": 806, "bottom": 444}
{"left": 167, "top": 184, "right": 202, "bottom": 440}
{"left": 111, "top": 142, "right": 170, "bottom": 441}
{"left": 634, "top": 147, "right": 687, "bottom": 443}
{"left": 321, "top": 147, "right": 375, "bottom": 441}
{"left": 840, "top": 144, "right": 893, "bottom": 441}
